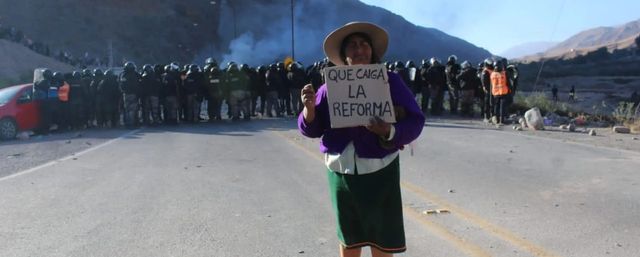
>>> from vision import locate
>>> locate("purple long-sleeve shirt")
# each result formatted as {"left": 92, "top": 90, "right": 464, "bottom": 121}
{"left": 298, "top": 72, "right": 425, "bottom": 158}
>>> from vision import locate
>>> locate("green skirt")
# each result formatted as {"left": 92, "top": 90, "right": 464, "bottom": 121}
{"left": 327, "top": 157, "right": 406, "bottom": 253}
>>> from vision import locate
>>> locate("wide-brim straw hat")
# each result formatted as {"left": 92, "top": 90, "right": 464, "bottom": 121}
{"left": 323, "top": 21, "right": 388, "bottom": 66}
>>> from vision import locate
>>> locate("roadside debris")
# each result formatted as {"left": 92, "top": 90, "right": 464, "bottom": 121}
{"left": 17, "top": 132, "right": 30, "bottom": 140}
{"left": 525, "top": 107, "right": 544, "bottom": 130}
{"left": 423, "top": 209, "right": 450, "bottom": 215}
{"left": 589, "top": 129, "right": 597, "bottom": 136}
{"left": 613, "top": 126, "right": 631, "bottom": 134}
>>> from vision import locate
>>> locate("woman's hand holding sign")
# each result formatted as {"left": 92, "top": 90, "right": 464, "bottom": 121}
{"left": 301, "top": 84, "right": 316, "bottom": 123}
{"left": 366, "top": 116, "right": 392, "bottom": 140}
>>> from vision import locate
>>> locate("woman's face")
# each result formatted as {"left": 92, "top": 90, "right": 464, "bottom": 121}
{"left": 343, "top": 34, "right": 372, "bottom": 65}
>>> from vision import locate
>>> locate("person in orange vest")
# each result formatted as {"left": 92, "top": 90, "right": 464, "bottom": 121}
{"left": 480, "top": 58, "right": 494, "bottom": 120}
{"left": 490, "top": 60, "right": 510, "bottom": 124}
{"left": 56, "top": 72, "right": 71, "bottom": 131}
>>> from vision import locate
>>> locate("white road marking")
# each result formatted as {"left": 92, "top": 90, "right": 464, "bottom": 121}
{"left": 0, "top": 128, "right": 142, "bottom": 182}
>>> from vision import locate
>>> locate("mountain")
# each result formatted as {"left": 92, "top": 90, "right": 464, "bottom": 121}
{"left": 500, "top": 41, "right": 557, "bottom": 59}
{"left": 519, "top": 19, "right": 640, "bottom": 62}
{"left": 0, "top": 0, "right": 491, "bottom": 68}
{"left": 0, "top": 39, "right": 74, "bottom": 86}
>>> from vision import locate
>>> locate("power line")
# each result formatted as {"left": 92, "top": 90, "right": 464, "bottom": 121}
{"left": 532, "top": 0, "right": 567, "bottom": 92}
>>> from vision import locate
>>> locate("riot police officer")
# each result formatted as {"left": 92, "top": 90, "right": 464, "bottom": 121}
{"left": 445, "top": 55, "right": 461, "bottom": 114}
{"left": 286, "top": 62, "right": 306, "bottom": 114}
{"left": 182, "top": 64, "right": 205, "bottom": 123}
{"left": 265, "top": 64, "right": 283, "bottom": 117}
{"left": 119, "top": 62, "right": 141, "bottom": 128}
{"left": 426, "top": 58, "right": 446, "bottom": 116}
{"left": 33, "top": 69, "right": 54, "bottom": 134}
{"left": 480, "top": 58, "right": 495, "bottom": 120}
{"left": 205, "top": 63, "right": 224, "bottom": 121}
{"left": 97, "top": 69, "right": 121, "bottom": 128}
{"left": 140, "top": 64, "right": 162, "bottom": 125}
{"left": 225, "top": 63, "right": 250, "bottom": 120}
{"left": 162, "top": 64, "right": 181, "bottom": 124}
{"left": 68, "top": 71, "right": 86, "bottom": 129}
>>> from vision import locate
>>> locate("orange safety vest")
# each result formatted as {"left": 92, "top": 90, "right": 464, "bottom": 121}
{"left": 490, "top": 71, "right": 509, "bottom": 96}
{"left": 58, "top": 82, "right": 70, "bottom": 102}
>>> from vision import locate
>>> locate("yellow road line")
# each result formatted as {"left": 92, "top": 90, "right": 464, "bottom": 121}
{"left": 274, "top": 131, "right": 490, "bottom": 256}
{"left": 403, "top": 206, "right": 493, "bottom": 257}
{"left": 274, "top": 130, "right": 561, "bottom": 257}
{"left": 401, "top": 182, "right": 561, "bottom": 257}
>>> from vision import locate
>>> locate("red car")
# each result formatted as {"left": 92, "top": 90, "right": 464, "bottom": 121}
{"left": 0, "top": 84, "right": 41, "bottom": 140}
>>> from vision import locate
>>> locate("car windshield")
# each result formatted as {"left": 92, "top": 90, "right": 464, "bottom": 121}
{"left": 0, "top": 86, "right": 22, "bottom": 105}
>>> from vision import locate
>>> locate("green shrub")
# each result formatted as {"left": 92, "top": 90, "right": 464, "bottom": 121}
{"left": 612, "top": 101, "right": 639, "bottom": 124}
{"left": 514, "top": 92, "right": 570, "bottom": 115}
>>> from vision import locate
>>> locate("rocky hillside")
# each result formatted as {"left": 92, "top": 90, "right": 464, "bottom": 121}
{"left": 520, "top": 19, "right": 640, "bottom": 62}
{"left": 0, "top": 0, "right": 491, "bottom": 68}
{"left": 0, "top": 39, "right": 73, "bottom": 87}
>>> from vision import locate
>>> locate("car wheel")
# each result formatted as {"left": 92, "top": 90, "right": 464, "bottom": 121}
{"left": 0, "top": 118, "right": 18, "bottom": 140}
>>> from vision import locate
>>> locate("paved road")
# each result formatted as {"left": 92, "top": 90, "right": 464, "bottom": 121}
{"left": 1, "top": 118, "right": 638, "bottom": 257}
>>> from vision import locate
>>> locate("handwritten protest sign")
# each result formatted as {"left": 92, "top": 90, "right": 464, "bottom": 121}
{"left": 325, "top": 64, "right": 395, "bottom": 128}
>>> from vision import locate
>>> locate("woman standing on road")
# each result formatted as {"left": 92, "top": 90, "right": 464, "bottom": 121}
{"left": 298, "top": 22, "right": 425, "bottom": 257}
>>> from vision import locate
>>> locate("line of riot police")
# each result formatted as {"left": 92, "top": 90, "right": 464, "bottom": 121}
{"left": 31, "top": 57, "right": 330, "bottom": 133}
{"left": 383, "top": 55, "right": 518, "bottom": 124}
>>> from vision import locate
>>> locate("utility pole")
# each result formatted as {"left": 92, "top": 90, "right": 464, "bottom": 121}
{"left": 291, "top": 0, "right": 295, "bottom": 60}
{"left": 108, "top": 40, "right": 113, "bottom": 68}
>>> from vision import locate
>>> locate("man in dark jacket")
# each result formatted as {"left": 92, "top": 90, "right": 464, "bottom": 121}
{"left": 426, "top": 58, "right": 447, "bottom": 116}
{"left": 162, "top": 64, "right": 181, "bottom": 124}
{"left": 68, "top": 71, "right": 86, "bottom": 129}
{"left": 418, "top": 59, "right": 431, "bottom": 113}
{"left": 225, "top": 63, "right": 250, "bottom": 120}
{"left": 140, "top": 64, "right": 162, "bottom": 125}
{"left": 265, "top": 64, "right": 283, "bottom": 117}
{"left": 456, "top": 61, "right": 481, "bottom": 117}
{"left": 205, "top": 64, "right": 224, "bottom": 121}
{"left": 182, "top": 64, "right": 204, "bottom": 123}
{"left": 445, "top": 55, "right": 461, "bottom": 114}
{"left": 287, "top": 62, "right": 306, "bottom": 114}
{"left": 97, "top": 69, "right": 121, "bottom": 128}
{"left": 119, "top": 62, "right": 141, "bottom": 128}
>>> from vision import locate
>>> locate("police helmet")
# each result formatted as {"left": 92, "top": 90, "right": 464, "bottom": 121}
{"left": 406, "top": 60, "right": 415, "bottom": 68}
{"left": 189, "top": 64, "right": 199, "bottom": 73}
{"left": 105, "top": 69, "right": 114, "bottom": 77}
{"left": 448, "top": 55, "right": 457, "bottom": 63}
{"left": 461, "top": 61, "right": 471, "bottom": 69}
{"left": 93, "top": 69, "right": 103, "bottom": 76}
{"left": 42, "top": 69, "right": 53, "bottom": 80}
{"left": 483, "top": 58, "right": 494, "bottom": 67}
{"left": 124, "top": 61, "right": 136, "bottom": 72}
{"left": 82, "top": 69, "right": 92, "bottom": 77}
{"left": 240, "top": 64, "right": 249, "bottom": 71}
{"left": 72, "top": 71, "right": 82, "bottom": 79}
{"left": 143, "top": 64, "right": 153, "bottom": 74}
{"left": 205, "top": 57, "right": 217, "bottom": 65}
{"left": 429, "top": 57, "right": 440, "bottom": 66}
{"left": 227, "top": 63, "right": 238, "bottom": 72}
{"left": 394, "top": 61, "right": 405, "bottom": 69}
{"left": 52, "top": 72, "right": 63, "bottom": 81}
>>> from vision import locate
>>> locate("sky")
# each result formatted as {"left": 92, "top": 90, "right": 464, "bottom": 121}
{"left": 359, "top": 0, "right": 640, "bottom": 55}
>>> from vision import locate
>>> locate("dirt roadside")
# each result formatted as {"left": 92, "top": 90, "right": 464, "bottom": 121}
{"left": 427, "top": 116, "right": 640, "bottom": 154}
